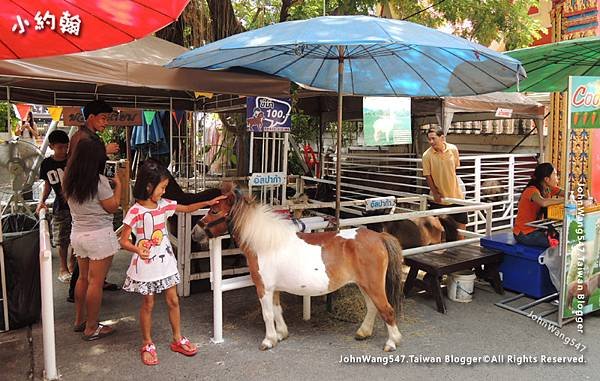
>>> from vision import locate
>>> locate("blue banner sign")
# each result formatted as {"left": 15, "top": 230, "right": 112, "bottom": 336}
{"left": 365, "top": 196, "right": 396, "bottom": 211}
{"left": 246, "top": 96, "right": 291, "bottom": 132}
{"left": 249, "top": 172, "right": 286, "bottom": 187}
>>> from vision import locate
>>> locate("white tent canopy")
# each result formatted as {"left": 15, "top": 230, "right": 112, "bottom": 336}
{"left": 412, "top": 92, "right": 545, "bottom": 133}
{"left": 0, "top": 37, "right": 290, "bottom": 110}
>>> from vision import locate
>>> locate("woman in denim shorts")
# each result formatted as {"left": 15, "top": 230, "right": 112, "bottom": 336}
{"left": 63, "top": 138, "right": 122, "bottom": 341}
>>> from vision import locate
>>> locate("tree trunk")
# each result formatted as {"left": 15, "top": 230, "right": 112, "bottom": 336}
{"left": 280, "top": 0, "right": 300, "bottom": 22}
{"left": 156, "top": 1, "right": 211, "bottom": 48}
{"left": 155, "top": 18, "right": 185, "bottom": 46}
{"left": 206, "top": 0, "right": 244, "bottom": 40}
{"left": 205, "top": 1, "right": 248, "bottom": 176}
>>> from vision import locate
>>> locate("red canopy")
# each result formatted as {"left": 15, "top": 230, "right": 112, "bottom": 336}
{"left": 0, "top": 0, "right": 189, "bottom": 59}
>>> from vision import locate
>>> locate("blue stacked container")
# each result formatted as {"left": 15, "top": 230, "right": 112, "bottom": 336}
{"left": 480, "top": 232, "right": 557, "bottom": 298}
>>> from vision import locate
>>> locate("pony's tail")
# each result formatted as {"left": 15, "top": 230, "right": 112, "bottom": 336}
{"left": 381, "top": 232, "right": 404, "bottom": 314}
{"left": 438, "top": 215, "right": 459, "bottom": 242}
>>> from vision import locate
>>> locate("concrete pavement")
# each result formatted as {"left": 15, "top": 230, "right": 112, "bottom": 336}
{"left": 1, "top": 248, "right": 599, "bottom": 380}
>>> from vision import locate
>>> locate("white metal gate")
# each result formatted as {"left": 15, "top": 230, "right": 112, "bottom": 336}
{"left": 314, "top": 151, "right": 537, "bottom": 232}
{"left": 249, "top": 131, "right": 289, "bottom": 206}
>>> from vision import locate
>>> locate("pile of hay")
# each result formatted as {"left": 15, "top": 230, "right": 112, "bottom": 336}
{"left": 329, "top": 267, "right": 412, "bottom": 323}
{"left": 329, "top": 284, "right": 367, "bottom": 323}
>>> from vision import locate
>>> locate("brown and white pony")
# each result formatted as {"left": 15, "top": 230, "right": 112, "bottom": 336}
{"left": 366, "top": 211, "right": 459, "bottom": 249}
{"left": 191, "top": 189, "right": 404, "bottom": 352}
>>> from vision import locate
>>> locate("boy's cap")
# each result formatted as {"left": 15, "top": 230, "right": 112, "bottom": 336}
{"left": 83, "top": 100, "right": 113, "bottom": 119}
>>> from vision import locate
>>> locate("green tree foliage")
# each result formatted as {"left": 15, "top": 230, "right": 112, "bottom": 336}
{"left": 233, "top": 0, "right": 281, "bottom": 28}
{"left": 426, "top": 0, "right": 543, "bottom": 50}
{"left": 291, "top": 112, "right": 319, "bottom": 144}
{"left": 230, "top": 0, "right": 543, "bottom": 50}
{"left": 289, "top": 85, "right": 320, "bottom": 144}
{"left": 97, "top": 126, "right": 127, "bottom": 158}
{"left": 326, "top": 120, "right": 362, "bottom": 147}
{"left": 0, "top": 102, "right": 17, "bottom": 133}
{"left": 233, "top": 0, "right": 378, "bottom": 24}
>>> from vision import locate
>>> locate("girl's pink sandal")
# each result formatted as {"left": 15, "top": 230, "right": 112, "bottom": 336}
{"left": 141, "top": 343, "right": 159, "bottom": 366}
{"left": 170, "top": 337, "right": 197, "bottom": 356}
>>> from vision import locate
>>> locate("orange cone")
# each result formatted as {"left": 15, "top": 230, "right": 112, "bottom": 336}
{"left": 583, "top": 111, "right": 589, "bottom": 126}
{"left": 592, "top": 111, "right": 597, "bottom": 126}
{"left": 573, "top": 112, "right": 579, "bottom": 126}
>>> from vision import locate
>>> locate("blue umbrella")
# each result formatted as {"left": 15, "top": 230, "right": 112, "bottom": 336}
{"left": 169, "top": 15, "right": 524, "bottom": 97}
{"left": 168, "top": 15, "right": 526, "bottom": 223}
{"left": 131, "top": 110, "right": 168, "bottom": 155}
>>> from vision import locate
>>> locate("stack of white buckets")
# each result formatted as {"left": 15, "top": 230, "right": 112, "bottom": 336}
{"left": 447, "top": 271, "right": 476, "bottom": 302}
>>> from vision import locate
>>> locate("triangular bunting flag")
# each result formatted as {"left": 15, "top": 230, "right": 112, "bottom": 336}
{"left": 172, "top": 111, "right": 185, "bottom": 129}
{"left": 194, "top": 91, "right": 213, "bottom": 99}
{"left": 48, "top": 107, "right": 63, "bottom": 122}
{"left": 16, "top": 103, "right": 31, "bottom": 120}
{"left": 143, "top": 110, "right": 156, "bottom": 126}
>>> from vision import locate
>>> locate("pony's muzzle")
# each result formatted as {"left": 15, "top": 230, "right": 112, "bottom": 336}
{"left": 191, "top": 223, "right": 209, "bottom": 243}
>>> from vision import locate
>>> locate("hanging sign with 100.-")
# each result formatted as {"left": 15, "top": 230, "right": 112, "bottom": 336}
{"left": 246, "top": 96, "right": 291, "bottom": 132}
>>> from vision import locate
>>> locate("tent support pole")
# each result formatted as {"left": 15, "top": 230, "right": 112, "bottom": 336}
{"left": 193, "top": 102, "right": 197, "bottom": 192}
{"left": 126, "top": 125, "right": 132, "bottom": 177}
{"left": 536, "top": 117, "right": 544, "bottom": 162}
{"left": 335, "top": 45, "right": 345, "bottom": 230}
{"left": 6, "top": 87, "right": 10, "bottom": 136}
{"left": 39, "top": 209, "right": 59, "bottom": 380}
{"left": 0, "top": 85, "right": 10, "bottom": 328}
{"left": 170, "top": 97, "right": 173, "bottom": 169}
{"left": 318, "top": 114, "right": 324, "bottom": 179}
{"left": 441, "top": 99, "right": 445, "bottom": 134}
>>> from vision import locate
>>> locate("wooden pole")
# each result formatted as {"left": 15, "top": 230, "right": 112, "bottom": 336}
{"left": 335, "top": 46, "right": 345, "bottom": 230}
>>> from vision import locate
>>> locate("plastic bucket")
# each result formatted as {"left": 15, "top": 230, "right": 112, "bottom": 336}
{"left": 447, "top": 271, "right": 476, "bottom": 303}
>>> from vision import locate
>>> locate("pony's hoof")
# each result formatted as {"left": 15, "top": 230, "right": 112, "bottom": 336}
{"left": 355, "top": 326, "right": 373, "bottom": 340}
{"left": 277, "top": 332, "right": 288, "bottom": 342}
{"left": 383, "top": 344, "right": 396, "bottom": 352}
{"left": 384, "top": 339, "right": 397, "bottom": 352}
{"left": 259, "top": 339, "right": 275, "bottom": 351}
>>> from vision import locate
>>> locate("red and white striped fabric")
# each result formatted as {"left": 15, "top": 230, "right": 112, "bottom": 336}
{"left": 123, "top": 198, "right": 178, "bottom": 282}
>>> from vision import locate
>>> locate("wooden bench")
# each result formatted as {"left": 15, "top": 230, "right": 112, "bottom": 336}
{"left": 403, "top": 244, "right": 504, "bottom": 313}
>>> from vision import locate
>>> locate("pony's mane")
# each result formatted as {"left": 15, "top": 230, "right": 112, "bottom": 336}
{"left": 230, "top": 195, "right": 297, "bottom": 254}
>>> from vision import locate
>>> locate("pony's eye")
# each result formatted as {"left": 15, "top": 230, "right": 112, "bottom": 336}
{"left": 210, "top": 209, "right": 219, "bottom": 215}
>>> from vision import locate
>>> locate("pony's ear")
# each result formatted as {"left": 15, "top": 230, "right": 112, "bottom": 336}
{"left": 225, "top": 191, "right": 236, "bottom": 205}
{"left": 221, "top": 181, "right": 235, "bottom": 194}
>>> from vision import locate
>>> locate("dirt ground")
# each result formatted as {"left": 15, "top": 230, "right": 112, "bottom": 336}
{"left": 1, "top": 249, "right": 599, "bottom": 381}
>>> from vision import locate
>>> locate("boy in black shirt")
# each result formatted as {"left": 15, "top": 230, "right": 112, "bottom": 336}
{"left": 37, "top": 130, "right": 72, "bottom": 283}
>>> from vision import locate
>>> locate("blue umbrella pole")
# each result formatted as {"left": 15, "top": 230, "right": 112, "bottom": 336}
{"left": 335, "top": 46, "right": 345, "bottom": 230}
